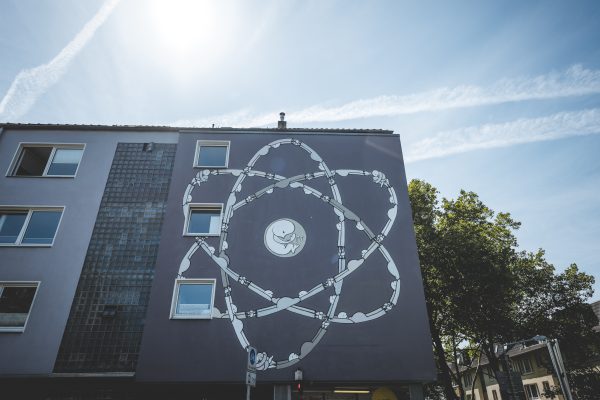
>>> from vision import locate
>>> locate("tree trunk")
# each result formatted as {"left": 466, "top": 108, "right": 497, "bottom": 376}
{"left": 431, "top": 325, "right": 459, "bottom": 400}
{"left": 482, "top": 343, "right": 501, "bottom": 379}
{"left": 470, "top": 346, "right": 489, "bottom": 400}
{"left": 452, "top": 338, "right": 465, "bottom": 400}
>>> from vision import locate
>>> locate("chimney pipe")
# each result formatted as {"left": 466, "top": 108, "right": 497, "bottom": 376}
{"left": 278, "top": 112, "right": 287, "bottom": 129}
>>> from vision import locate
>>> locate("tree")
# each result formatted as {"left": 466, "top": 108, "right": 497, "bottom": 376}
{"left": 408, "top": 179, "right": 598, "bottom": 399}
{"left": 409, "top": 179, "right": 460, "bottom": 400}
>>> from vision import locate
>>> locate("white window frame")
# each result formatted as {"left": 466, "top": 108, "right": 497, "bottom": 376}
{"left": 0, "top": 206, "right": 65, "bottom": 247}
{"left": 193, "top": 140, "right": 230, "bottom": 168}
{"left": 7, "top": 143, "right": 85, "bottom": 178}
{"left": 524, "top": 383, "right": 540, "bottom": 400}
{"left": 183, "top": 203, "right": 223, "bottom": 236}
{"left": 0, "top": 281, "right": 40, "bottom": 333}
{"left": 170, "top": 278, "right": 216, "bottom": 320}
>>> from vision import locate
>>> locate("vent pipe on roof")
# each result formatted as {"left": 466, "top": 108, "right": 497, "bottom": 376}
{"left": 278, "top": 112, "right": 287, "bottom": 130}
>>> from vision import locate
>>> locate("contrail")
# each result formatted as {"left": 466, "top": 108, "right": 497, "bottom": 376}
{"left": 0, "top": 0, "right": 120, "bottom": 122}
{"left": 404, "top": 108, "right": 600, "bottom": 163}
{"left": 172, "top": 65, "right": 600, "bottom": 127}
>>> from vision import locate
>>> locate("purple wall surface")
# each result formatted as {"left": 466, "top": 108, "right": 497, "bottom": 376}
{"left": 137, "top": 131, "right": 436, "bottom": 383}
{"left": 0, "top": 127, "right": 177, "bottom": 376}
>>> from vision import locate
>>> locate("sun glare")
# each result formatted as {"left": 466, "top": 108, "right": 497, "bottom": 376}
{"left": 144, "top": 0, "right": 238, "bottom": 80}
{"left": 149, "top": 0, "right": 221, "bottom": 55}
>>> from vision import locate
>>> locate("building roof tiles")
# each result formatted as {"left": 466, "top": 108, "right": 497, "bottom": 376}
{"left": 0, "top": 122, "right": 393, "bottom": 135}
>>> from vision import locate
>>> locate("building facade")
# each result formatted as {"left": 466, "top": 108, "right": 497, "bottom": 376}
{"left": 458, "top": 344, "right": 565, "bottom": 400}
{"left": 0, "top": 123, "right": 435, "bottom": 399}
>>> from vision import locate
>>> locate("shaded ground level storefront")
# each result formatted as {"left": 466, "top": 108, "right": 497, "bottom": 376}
{"left": 1, "top": 377, "right": 421, "bottom": 400}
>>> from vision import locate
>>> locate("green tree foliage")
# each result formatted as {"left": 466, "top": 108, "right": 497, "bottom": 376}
{"left": 407, "top": 179, "right": 599, "bottom": 399}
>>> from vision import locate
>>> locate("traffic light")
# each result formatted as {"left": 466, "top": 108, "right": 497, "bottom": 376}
{"left": 296, "top": 382, "right": 303, "bottom": 394}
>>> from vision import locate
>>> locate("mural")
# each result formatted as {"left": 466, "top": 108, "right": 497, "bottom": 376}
{"left": 177, "top": 138, "right": 401, "bottom": 370}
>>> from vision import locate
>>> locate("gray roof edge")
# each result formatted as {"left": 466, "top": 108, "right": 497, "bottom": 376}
{"left": 0, "top": 123, "right": 395, "bottom": 135}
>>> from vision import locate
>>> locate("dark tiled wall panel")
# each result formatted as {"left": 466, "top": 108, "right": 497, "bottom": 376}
{"left": 54, "top": 143, "right": 176, "bottom": 372}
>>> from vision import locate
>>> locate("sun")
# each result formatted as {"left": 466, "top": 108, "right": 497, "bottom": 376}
{"left": 148, "top": 0, "right": 221, "bottom": 55}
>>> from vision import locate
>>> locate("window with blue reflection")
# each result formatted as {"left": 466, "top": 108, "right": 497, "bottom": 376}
{"left": 174, "top": 281, "right": 214, "bottom": 318}
{"left": 0, "top": 212, "right": 28, "bottom": 244}
{"left": 47, "top": 148, "right": 84, "bottom": 176}
{"left": 188, "top": 208, "right": 221, "bottom": 235}
{"left": 197, "top": 145, "right": 228, "bottom": 167}
{"left": 22, "top": 211, "right": 62, "bottom": 244}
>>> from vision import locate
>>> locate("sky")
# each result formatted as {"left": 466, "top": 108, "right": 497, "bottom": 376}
{"left": 1, "top": 0, "right": 599, "bottom": 299}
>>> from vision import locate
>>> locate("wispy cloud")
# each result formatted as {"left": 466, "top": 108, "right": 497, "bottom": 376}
{"left": 404, "top": 108, "right": 600, "bottom": 163}
{"left": 0, "top": 0, "right": 120, "bottom": 122}
{"left": 172, "top": 65, "right": 600, "bottom": 127}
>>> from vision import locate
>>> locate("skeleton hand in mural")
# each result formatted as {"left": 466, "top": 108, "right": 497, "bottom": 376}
{"left": 180, "top": 138, "right": 401, "bottom": 370}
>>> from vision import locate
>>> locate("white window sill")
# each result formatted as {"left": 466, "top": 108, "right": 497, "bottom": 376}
{"left": 0, "top": 243, "right": 53, "bottom": 247}
{"left": 170, "top": 314, "right": 213, "bottom": 320}
{"left": 0, "top": 327, "right": 26, "bottom": 333}
{"left": 7, "top": 175, "right": 76, "bottom": 178}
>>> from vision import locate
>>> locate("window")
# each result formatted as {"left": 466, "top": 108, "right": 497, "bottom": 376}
{"left": 9, "top": 144, "right": 84, "bottom": 177}
{"left": 535, "top": 352, "right": 545, "bottom": 367}
{"left": 464, "top": 373, "right": 473, "bottom": 387}
{"left": 516, "top": 357, "right": 533, "bottom": 374}
{"left": 524, "top": 383, "right": 540, "bottom": 400}
{"left": 184, "top": 204, "right": 222, "bottom": 236}
{"left": 542, "top": 381, "right": 551, "bottom": 396}
{"left": 194, "top": 140, "right": 229, "bottom": 168}
{"left": 0, "top": 282, "right": 39, "bottom": 332}
{"left": 170, "top": 279, "right": 216, "bottom": 319}
{"left": 0, "top": 208, "right": 63, "bottom": 246}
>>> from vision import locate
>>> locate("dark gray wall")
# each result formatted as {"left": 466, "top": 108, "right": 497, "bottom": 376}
{"left": 137, "top": 131, "right": 436, "bottom": 383}
{"left": 0, "top": 128, "right": 177, "bottom": 376}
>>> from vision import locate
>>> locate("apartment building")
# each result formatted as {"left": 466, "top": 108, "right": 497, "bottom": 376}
{"left": 0, "top": 121, "right": 435, "bottom": 399}
{"left": 459, "top": 344, "right": 564, "bottom": 400}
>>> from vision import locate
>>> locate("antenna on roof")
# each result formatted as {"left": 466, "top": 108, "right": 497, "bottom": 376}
{"left": 278, "top": 112, "right": 287, "bottom": 130}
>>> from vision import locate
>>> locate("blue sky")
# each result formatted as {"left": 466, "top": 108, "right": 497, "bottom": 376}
{"left": 1, "top": 0, "right": 599, "bottom": 299}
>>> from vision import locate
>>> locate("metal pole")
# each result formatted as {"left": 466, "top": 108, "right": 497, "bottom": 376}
{"left": 553, "top": 341, "right": 574, "bottom": 400}
{"left": 546, "top": 339, "right": 574, "bottom": 400}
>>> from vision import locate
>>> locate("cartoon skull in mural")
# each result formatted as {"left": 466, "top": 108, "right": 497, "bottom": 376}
{"left": 178, "top": 138, "right": 401, "bottom": 370}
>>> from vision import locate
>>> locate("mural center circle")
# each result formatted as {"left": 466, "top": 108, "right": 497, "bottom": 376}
{"left": 264, "top": 218, "right": 306, "bottom": 257}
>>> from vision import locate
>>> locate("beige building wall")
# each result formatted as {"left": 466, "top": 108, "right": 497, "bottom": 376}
{"left": 459, "top": 346, "right": 565, "bottom": 400}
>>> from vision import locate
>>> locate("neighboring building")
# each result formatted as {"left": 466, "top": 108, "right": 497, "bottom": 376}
{"left": 0, "top": 121, "right": 436, "bottom": 399}
{"left": 456, "top": 343, "right": 564, "bottom": 400}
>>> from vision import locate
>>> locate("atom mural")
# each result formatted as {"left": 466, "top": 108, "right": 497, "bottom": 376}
{"left": 177, "top": 138, "right": 401, "bottom": 370}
